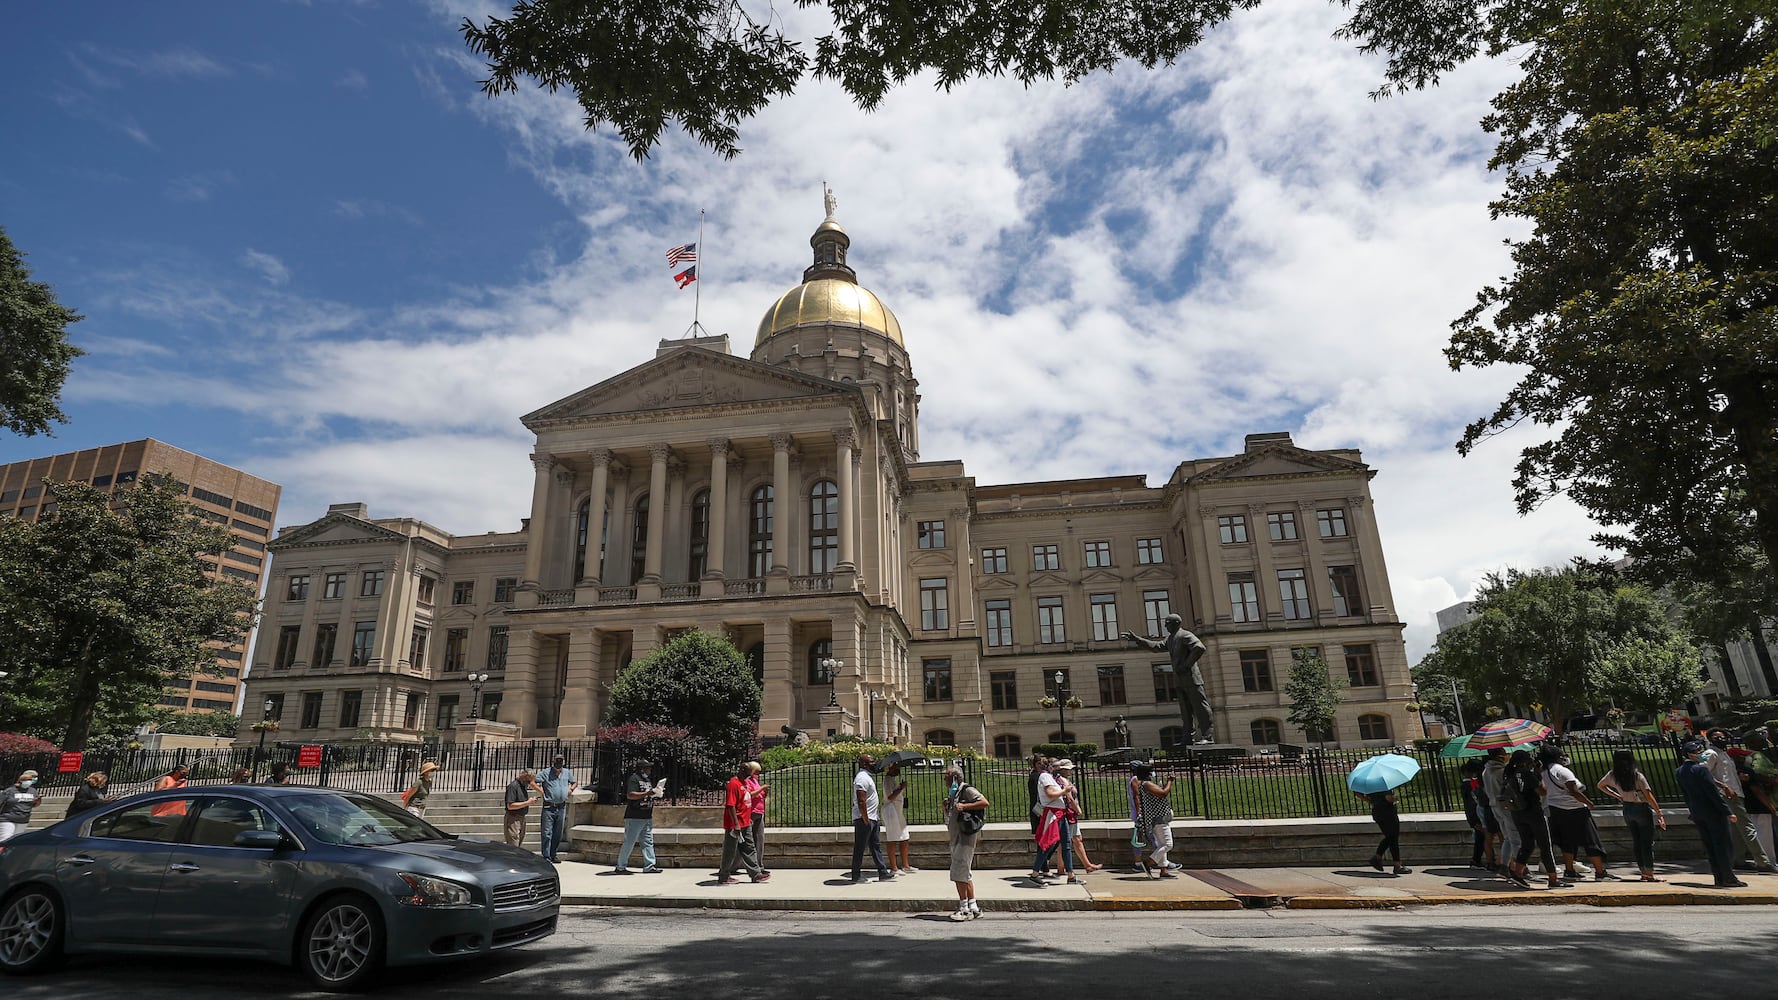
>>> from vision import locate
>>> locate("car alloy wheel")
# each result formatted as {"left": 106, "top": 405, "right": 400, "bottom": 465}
{"left": 0, "top": 888, "right": 64, "bottom": 975}
{"left": 301, "top": 895, "right": 384, "bottom": 991}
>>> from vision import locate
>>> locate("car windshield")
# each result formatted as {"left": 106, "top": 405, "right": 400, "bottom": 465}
{"left": 284, "top": 792, "right": 446, "bottom": 846}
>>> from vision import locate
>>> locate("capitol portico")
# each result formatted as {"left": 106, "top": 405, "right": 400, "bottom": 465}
{"left": 243, "top": 207, "right": 1422, "bottom": 755}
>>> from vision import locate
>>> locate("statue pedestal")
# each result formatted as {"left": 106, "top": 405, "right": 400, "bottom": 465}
{"left": 817, "top": 704, "right": 857, "bottom": 739}
{"left": 453, "top": 718, "right": 523, "bottom": 745}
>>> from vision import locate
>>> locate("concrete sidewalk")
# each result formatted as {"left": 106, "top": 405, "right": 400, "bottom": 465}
{"left": 554, "top": 858, "right": 1778, "bottom": 912}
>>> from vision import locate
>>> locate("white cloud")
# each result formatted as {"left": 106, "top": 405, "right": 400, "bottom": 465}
{"left": 242, "top": 249, "right": 292, "bottom": 286}
{"left": 336, "top": 68, "right": 368, "bottom": 91}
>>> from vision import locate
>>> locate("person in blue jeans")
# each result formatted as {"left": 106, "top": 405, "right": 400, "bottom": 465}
{"left": 1028, "top": 758, "right": 1078, "bottom": 884}
{"left": 850, "top": 753, "right": 893, "bottom": 883}
{"left": 614, "top": 760, "right": 662, "bottom": 874}
{"left": 536, "top": 754, "right": 577, "bottom": 863}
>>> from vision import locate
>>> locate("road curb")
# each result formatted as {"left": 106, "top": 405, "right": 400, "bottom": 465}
{"left": 561, "top": 895, "right": 1094, "bottom": 913}
{"left": 1088, "top": 897, "right": 1244, "bottom": 911}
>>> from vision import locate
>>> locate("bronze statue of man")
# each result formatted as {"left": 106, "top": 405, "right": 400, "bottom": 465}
{"left": 1123, "top": 614, "right": 1215, "bottom": 744}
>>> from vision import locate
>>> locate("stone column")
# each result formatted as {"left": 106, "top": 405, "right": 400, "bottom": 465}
{"left": 520, "top": 454, "right": 555, "bottom": 588}
{"left": 1192, "top": 505, "right": 1222, "bottom": 624}
{"left": 1251, "top": 503, "right": 1280, "bottom": 623}
{"left": 664, "top": 451, "right": 686, "bottom": 582}
{"left": 701, "top": 438, "right": 730, "bottom": 596}
{"left": 762, "top": 617, "right": 794, "bottom": 733}
{"left": 1296, "top": 500, "right": 1332, "bottom": 624}
{"left": 501, "top": 627, "right": 539, "bottom": 736}
{"left": 555, "top": 627, "right": 600, "bottom": 738}
{"left": 834, "top": 427, "right": 856, "bottom": 570}
{"left": 1345, "top": 494, "right": 1396, "bottom": 618}
{"left": 643, "top": 443, "right": 671, "bottom": 582}
{"left": 769, "top": 432, "right": 794, "bottom": 576}
{"left": 579, "top": 449, "right": 612, "bottom": 585}
{"left": 549, "top": 464, "right": 576, "bottom": 587}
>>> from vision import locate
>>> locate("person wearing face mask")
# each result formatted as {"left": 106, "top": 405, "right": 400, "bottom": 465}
{"left": 0, "top": 770, "right": 44, "bottom": 841}
{"left": 942, "top": 764, "right": 989, "bottom": 921}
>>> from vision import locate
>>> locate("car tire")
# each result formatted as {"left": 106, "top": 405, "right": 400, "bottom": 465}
{"left": 298, "top": 893, "right": 385, "bottom": 992}
{"left": 0, "top": 885, "right": 66, "bottom": 976}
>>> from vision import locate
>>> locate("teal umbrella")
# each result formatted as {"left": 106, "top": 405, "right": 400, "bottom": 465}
{"left": 1346, "top": 753, "right": 1421, "bottom": 794}
{"left": 1439, "top": 734, "right": 1487, "bottom": 759}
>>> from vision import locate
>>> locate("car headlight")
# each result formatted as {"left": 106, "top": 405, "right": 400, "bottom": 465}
{"left": 395, "top": 872, "right": 474, "bottom": 907}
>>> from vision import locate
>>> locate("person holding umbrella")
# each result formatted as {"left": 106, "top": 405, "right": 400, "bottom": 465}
{"left": 1347, "top": 753, "right": 1419, "bottom": 875}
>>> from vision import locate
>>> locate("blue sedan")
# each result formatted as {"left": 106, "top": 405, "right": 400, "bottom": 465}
{"left": 0, "top": 784, "right": 558, "bottom": 990}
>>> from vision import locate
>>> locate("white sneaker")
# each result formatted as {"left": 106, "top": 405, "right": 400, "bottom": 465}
{"left": 968, "top": 900, "right": 982, "bottom": 919}
{"left": 949, "top": 906, "right": 971, "bottom": 922}
{"left": 901, "top": 866, "right": 920, "bottom": 874}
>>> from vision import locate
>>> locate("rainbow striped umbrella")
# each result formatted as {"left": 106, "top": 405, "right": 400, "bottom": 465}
{"left": 1466, "top": 718, "right": 1553, "bottom": 750}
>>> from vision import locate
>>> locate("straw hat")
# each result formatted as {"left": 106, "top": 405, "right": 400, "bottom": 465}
{"left": 419, "top": 761, "right": 439, "bottom": 775}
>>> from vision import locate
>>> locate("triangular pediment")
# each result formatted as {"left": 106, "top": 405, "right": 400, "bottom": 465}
{"left": 1131, "top": 566, "right": 1177, "bottom": 583}
{"left": 1029, "top": 572, "right": 1069, "bottom": 590}
{"left": 523, "top": 347, "right": 855, "bottom": 426}
{"left": 434, "top": 606, "right": 479, "bottom": 624}
{"left": 268, "top": 513, "right": 404, "bottom": 551}
{"left": 1192, "top": 445, "right": 1369, "bottom": 484}
{"left": 977, "top": 576, "right": 1019, "bottom": 592}
{"left": 1080, "top": 569, "right": 1125, "bottom": 586}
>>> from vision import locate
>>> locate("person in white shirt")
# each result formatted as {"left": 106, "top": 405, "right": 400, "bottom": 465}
{"left": 1540, "top": 746, "right": 1616, "bottom": 880}
{"left": 1703, "top": 729, "right": 1777, "bottom": 871}
{"left": 849, "top": 753, "right": 892, "bottom": 883}
{"left": 1026, "top": 759, "right": 1079, "bottom": 885}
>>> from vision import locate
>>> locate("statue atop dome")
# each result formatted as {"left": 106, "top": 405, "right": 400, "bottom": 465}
{"left": 823, "top": 182, "right": 837, "bottom": 222}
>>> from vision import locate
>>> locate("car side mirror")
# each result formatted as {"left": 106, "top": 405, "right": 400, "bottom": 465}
{"left": 234, "top": 829, "right": 285, "bottom": 850}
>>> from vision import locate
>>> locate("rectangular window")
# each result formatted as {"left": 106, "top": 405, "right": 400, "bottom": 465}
{"left": 1218, "top": 515, "right": 1248, "bottom": 544}
{"left": 233, "top": 499, "right": 274, "bottom": 520}
{"left": 1083, "top": 540, "right": 1112, "bottom": 567}
{"left": 435, "top": 695, "right": 460, "bottom": 731}
{"left": 981, "top": 547, "right": 1008, "bottom": 574}
{"left": 1089, "top": 593, "right": 1119, "bottom": 641}
{"left": 192, "top": 486, "right": 232, "bottom": 507}
{"left": 300, "top": 692, "right": 323, "bottom": 729}
{"left": 1278, "top": 569, "right": 1312, "bottom": 620}
{"left": 1345, "top": 644, "right": 1379, "bottom": 686}
{"left": 917, "top": 520, "right": 947, "bottom": 548}
{"left": 231, "top": 519, "right": 268, "bottom": 535}
{"left": 1142, "top": 590, "right": 1171, "bottom": 635}
{"left": 990, "top": 671, "right": 1018, "bottom": 710}
{"left": 416, "top": 576, "right": 436, "bottom": 605}
{"left": 403, "top": 692, "right": 423, "bottom": 730}
{"left": 323, "top": 573, "right": 346, "bottom": 600}
{"left": 360, "top": 570, "right": 384, "bottom": 597}
{"left": 1136, "top": 537, "right": 1164, "bottom": 564}
{"left": 443, "top": 628, "right": 468, "bottom": 673}
{"left": 487, "top": 625, "right": 509, "bottom": 671}
{"left": 1240, "top": 649, "right": 1273, "bottom": 692}
{"left": 286, "top": 575, "right": 310, "bottom": 601}
{"left": 1044, "top": 668, "right": 1072, "bottom": 701}
{"left": 1036, "top": 596, "right": 1066, "bottom": 643}
{"left": 312, "top": 623, "right": 338, "bottom": 668}
{"left": 493, "top": 577, "right": 517, "bottom": 603}
{"left": 1267, "top": 511, "right": 1299, "bottom": 541}
{"left": 481, "top": 693, "right": 502, "bottom": 723}
{"left": 452, "top": 580, "right": 475, "bottom": 605}
{"left": 409, "top": 627, "right": 428, "bottom": 671}
{"left": 1317, "top": 508, "right": 1349, "bottom": 537}
{"left": 919, "top": 578, "right": 950, "bottom": 630}
{"left": 1152, "top": 662, "right": 1179, "bottom": 702}
{"left": 194, "top": 680, "right": 234, "bottom": 694}
{"left": 923, "top": 659, "right": 953, "bottom": 702}
{"left": 1228, "top": 574, "right": 1260, "bottom": 623}
{"left": 350, "top": 621, "right": 377, "bottom": 667}
{"left": 274, "top": 625, "right": 301, "bottom": 671}
{"left": 224, "top": 550, "right": 262, "bottom": 567}
{"left": 264, "top": 693, "right": 285, "bottom": 722}
{"left": 339, "top": 690, "right": 363, "bottom": 729}
{"left": 1329, "top": 565, "right": 1362, "bottom": 617}
{"left": 1032, "top": 544, "right": 1060, "bottom": 571}
{"left": 1097, "top": 665, "right": 1127, "bottom": 705}
{"left": 984, "top": 599, "right": 1013, "bottom": 647}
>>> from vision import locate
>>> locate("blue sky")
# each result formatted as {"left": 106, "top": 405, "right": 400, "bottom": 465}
{"left": 0, "top": 1, "right": 1609, "bottom": 658}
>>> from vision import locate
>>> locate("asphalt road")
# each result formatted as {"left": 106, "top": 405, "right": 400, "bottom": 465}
{"left": 10, "top": 904, "right": 1769, "bottom": 999}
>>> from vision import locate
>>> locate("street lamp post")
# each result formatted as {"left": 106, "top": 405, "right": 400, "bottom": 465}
{"left": 868, "top": 691, "right": 883, "bottom": 741}
{"left": 252, "top": 698, "right": 274, "bottom": 782}
{"left": 1054, "top": 671, "right": 1067, "bottom": 742}
{"left": 1448, "top": 678, "right": 1468, "bottom": 734}
{"left": 821, "top": 658, "right": 843, "bottom": 707}
{"left": 466, "top": 672, "right": 490, "bottom": 721}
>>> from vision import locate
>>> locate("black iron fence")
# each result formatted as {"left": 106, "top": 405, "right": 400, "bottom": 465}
{"left": 0, "top": 735, "right": 1695, "bottom": 827}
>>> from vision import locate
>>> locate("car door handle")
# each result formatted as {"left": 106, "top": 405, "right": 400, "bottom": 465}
{"left": 169, "top": 863, "right": 202, "bottom": 872}
{"left": 62, "top": 855, "right": 97, "bottom": 866}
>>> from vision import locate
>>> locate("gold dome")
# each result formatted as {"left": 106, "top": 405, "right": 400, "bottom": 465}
{"left": 755, "top": 278, "right": 904, "bottom": 347}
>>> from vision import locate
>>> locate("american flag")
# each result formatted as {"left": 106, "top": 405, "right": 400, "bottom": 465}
{"left": 665, "top": 243, "right": 697, "bottom": 266}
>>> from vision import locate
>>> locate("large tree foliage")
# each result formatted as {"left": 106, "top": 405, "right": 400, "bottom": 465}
{"left": 0, "top": 225, "right": 84, "bottom": 436}
{"left": 1447, "top": 2, "right": 1778, "bottom": 594}
{"left": 0, "top": 479, "right": 256, "bottom": 748}
{"left": 1284, "top": 647, "right": 1345, "bottom": 746}
{"left": 1418, "top": 561, "right": 1701, "bottom": 730}
{"left": 604, "top": 629, "right": 761, "bottom": 765}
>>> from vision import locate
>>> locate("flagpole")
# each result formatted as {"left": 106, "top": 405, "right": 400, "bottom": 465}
{"left": 693, "top": 209, "right": 704, "bottom": 335}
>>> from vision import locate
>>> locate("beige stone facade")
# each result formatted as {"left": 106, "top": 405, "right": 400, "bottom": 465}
{"left": 0, "top": 437, "right": 281, "bottom": 713}
{"left": 243, "top": 217, "right": 1421, "bottom": 753}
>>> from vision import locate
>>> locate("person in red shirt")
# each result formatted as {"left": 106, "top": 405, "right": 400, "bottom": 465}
{"left": 716, "top": 762, "right": 768, "bottom": 885}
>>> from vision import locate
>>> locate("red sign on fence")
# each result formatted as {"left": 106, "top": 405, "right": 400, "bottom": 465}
{"left": 57, "top": 751, "right": 83, "bottom": 773}
{"left": 297, "top": 745, "right": 323, "bottom": 768}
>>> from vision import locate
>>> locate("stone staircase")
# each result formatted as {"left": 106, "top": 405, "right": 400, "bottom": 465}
{"left": 408, "top": 791, "right": 510, "bottom": 840}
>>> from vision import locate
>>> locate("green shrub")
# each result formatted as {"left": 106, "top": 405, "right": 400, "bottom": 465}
{"left": 758, "top": 741, "right": 977, "bottom": 772}
{"left": 1033, "top": 742, "right": 1098, "bottom": 760}
{"left": 605, "top": 630, "right": 759, "bottom": 765}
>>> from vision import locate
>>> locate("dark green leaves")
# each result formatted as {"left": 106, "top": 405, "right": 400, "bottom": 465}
{"left": 0, "top": 225, "right": 84, "bottom": 437}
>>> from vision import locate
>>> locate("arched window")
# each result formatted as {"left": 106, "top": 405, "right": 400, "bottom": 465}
{"left": 574, "top": 498, "right": 607, "bottom": 582}
{"left": 1159, "top": 726, "right": 1185, "bottom": 751}
{"left": 808, "top": 480, "right": 838, "bottom": 573}
{"left": 629, "top": 494, "right": 650, "bottom": 583}
{"left": 1358, "top": 714, "right": 1391, "bottom": 742}
{"left": 807, "top": 638, "right": 833, "bottom": 686}
{"left": 925, "top": 729, "right": 956, "bottom": 747}
{"left": 689, "top": 489, "right": 711, "bottom": 579}
{"left": 745, "top": 642, "right": 764, "bottom": 688}
{"left": 748, "top": 485, "right": 774, "bottom": 578}
{"left": 1250, "top": 718, "right": 1282, "bottom": 745}
{"left": 993, "top": 734, "right": 1022, "bottom": 759}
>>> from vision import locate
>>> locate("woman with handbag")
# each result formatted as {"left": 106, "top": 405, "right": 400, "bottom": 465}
{"left": 943, "top": 764, "right": 989, "bottom": 921}
{"left": 403, "top": 761, "right": 438, "bottom": 817}
{"left": 1131, "top": 762, "right": 1177, "bottom": 877}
